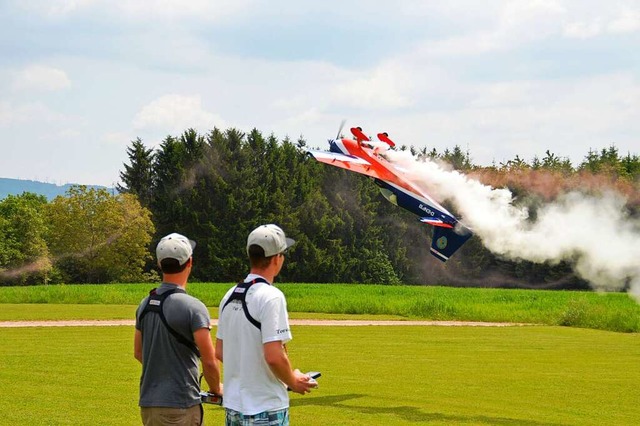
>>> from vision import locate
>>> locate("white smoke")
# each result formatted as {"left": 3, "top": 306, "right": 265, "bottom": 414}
{"left": 387, "top": 150, "right": 640, "bottom": 299}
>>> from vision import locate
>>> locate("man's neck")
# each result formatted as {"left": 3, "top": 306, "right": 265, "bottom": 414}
{"left": 162, "top": 273, "right": 188, "bottom": 288}
{"left": 248, "top": 268, "right": 275, "bottom": 284}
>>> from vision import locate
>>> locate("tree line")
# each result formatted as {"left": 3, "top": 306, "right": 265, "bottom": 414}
{"left": 1, "top": 127, "right": 638, "bottom": 287}
{"left": 0, "top": 186, "right": 154, "bottom": 285}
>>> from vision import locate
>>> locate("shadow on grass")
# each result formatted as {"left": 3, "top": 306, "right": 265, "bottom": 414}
{"left": 291, "top": 394, "right": 562, "bottom": 425}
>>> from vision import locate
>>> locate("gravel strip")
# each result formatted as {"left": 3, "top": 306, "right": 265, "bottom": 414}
{"left": 0, "top": 319, "right": 530, "bottom": 328}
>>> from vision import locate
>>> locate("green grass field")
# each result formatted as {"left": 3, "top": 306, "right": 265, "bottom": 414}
{"left": 0, "top": 324, "right": 638, "bottom": 425}
{"left": 1, "top": 283, "right": 639, "bottom": 332}
{"left": 1, "top": 285, "right": 639, "bottom": 424}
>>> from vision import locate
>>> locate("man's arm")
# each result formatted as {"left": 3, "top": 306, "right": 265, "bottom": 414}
{"left": 215, "top": 338, "right": 223, "bottom": 363}
{"left": 194, "top": 328, "right": 222, "bottom": 394}
{"left": 263, "top": 341, "right": 315, "bottom": 395}
{"left": 134, "top": 329, "right": 143, "bottom": 364}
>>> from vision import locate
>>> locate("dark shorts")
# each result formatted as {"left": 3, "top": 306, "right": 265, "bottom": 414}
{"left": 225, "top": 408, "right": 289, "bottom": 426}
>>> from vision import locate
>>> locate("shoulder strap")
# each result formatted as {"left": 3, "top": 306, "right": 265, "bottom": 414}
{"left": 139, "top": 287, "right": 201, "bottom": 358}
{"left": 220, "top": 278, "right": 269, "bottom": 330}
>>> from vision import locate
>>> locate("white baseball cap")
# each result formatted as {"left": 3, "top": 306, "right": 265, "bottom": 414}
{"left": 156, "top": 233, "right": 196, "bottom": 266}
{"left": 246, "top": 224, "right": 295, "bottom": 257}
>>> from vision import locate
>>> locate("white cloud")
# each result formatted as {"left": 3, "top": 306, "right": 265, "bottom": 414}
{"left": 16, "top": 0, "right": 97, "bottom": 18}
{"left": 563, "top": 20, "right": 603, "bottom": 39}
{"left": 563, "top": 6, "right": 640, "bottom": 39}
{"left": 419, "top": 2, "right": 637, "bottom": 54}
{"left": 608, "top": 9, "right": 640, "bottom": 34}
{"left": 3, "top": 0, "right": 640, "bottom": 187}
{"left": 422, "top": 1, "right": 566, "bottom": 56}
{"left": 133, "top": 94, "right": 225, "bottom": 133}
{"left": 279, "top": 108, "right": 325, "bottom": 128}
{"left": 12, "top": 65, "right": 71, "bottom": 92}
{"left": 500, "top": 0, "right": 566, "bottom": 33}
{"left": 16, "top": 0, "right": 253, "bottom": 21}
{"left": 330, "top": 63, "right": 414, "bottom": 110}
{"left": 0, "top": 100, "right": 66, "bottom": 126}
{"left": 115, "top": 0, "right": 252, "bottom": 20}
{"left": 101, "top": 131, "right": 134, "bottom": 146}
{"left": 397, "top": 72, "right": 640, "bottom": 165}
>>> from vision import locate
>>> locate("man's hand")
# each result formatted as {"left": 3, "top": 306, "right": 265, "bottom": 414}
{"left": 289, "top": 369, "right": 318, "bottom": 395}
{"left": 200, "top": 390, "right": 223, "bottom": 405}
{"left": 264, "top": 342, "right": 318, "bottom": 395}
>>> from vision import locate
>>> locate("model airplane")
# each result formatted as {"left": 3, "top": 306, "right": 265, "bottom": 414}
{"left": 307, "top": 126, "right": 472, "bottom": 261}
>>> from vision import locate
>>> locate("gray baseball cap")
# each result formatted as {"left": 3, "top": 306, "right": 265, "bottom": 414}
{"left": 247, "top": 224, "right": 295, "bottom": 257}
{"left": 156, "top": 233, "right": 196, "bottom": 266}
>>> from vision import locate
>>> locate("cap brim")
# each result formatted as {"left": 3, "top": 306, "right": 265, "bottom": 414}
{"left": 285, "top": 237, "right": 295, "bottom": 250}
{"left": 189, "top": 239, "right": 196, "bottom": 250}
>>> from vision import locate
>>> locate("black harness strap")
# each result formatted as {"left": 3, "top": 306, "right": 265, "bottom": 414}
{"left": 220, "top": 278, "right": 270, "bottom": 330}
{"left": 139, "top": 287, "right": 201, "bottom": 358}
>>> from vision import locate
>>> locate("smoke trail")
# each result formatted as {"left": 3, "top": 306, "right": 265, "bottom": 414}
{"left": 0, "top": 231, "right": 127, "bottom": 283}
{"left": 0, "top": 257, "right": 52, "bottom": 281}
{"left": 387, "top": 151, "right": 640, "bottom": 299}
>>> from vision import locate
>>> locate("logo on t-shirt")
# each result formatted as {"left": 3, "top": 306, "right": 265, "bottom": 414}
{"left": 276, "top": 328, "right": 289, "bottom": 335}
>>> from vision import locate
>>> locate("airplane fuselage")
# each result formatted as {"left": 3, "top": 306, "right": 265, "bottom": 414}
{"left": 329, "top": 138, "right": 458, "bottom": 227}
{"left": 373, "top": 179, "right": 453, "bottom": 226}
{"left": 308, "top": 128, "right": 473, "bottom": 261}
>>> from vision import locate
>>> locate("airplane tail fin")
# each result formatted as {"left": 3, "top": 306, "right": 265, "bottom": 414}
{"left": 350, "top": 127, "right": 370, "bottom": 143}
{"left": 430, "top": 223, "right": 472, "bottom": 262}
{"left": 377, "top": 132, "right": 396, "bottom": 147}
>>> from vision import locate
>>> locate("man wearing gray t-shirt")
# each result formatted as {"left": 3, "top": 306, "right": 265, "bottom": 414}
{"left": 135, "top": 233, "right": 222, "bottom": 426}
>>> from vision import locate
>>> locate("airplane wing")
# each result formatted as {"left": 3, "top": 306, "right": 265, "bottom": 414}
{"left": 307, "top": 149, "right": 389, "bottom": 181}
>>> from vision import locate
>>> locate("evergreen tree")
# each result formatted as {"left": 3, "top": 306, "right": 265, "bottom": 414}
{"left": 117, "top": 138, "right": 155, "bottom": 207}
{"left": 621, "top": 152, "right": 640, "bottom": 181}
{"left": 541, "top": 150, "right": 573, "bottom": 173}
{"left": 442, "top": 145, "right": 472, "bottom": 171}
{"left": 500, "top": 155, "right": 529, "bottom": 171}
{"left": 151, "top": 135, "right": 187, "bottom": 238}
{"left": 579, "top": 145, "right": 633, "bottom": 179}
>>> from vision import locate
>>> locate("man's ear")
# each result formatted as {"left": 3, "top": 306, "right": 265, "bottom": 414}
{"left": 269, "top": 255, "right": 280, "bottom": 267}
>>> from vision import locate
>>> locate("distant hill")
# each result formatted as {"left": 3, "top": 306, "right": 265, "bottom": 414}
{"left": 0, "top": 177, "right": 114, "bottom": 200}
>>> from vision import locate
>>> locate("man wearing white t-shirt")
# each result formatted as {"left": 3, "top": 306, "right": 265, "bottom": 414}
{"left": 216, "top": 224, "right": 317, "bottom": 425}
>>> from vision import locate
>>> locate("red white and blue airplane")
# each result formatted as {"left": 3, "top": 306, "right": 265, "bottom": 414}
{"left": 307, "top": 126, "right": 472, "bottom": 261}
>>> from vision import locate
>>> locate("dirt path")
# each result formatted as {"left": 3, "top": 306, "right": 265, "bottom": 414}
{"left": 0, "top": 319, "right": 529, "bottom": 328}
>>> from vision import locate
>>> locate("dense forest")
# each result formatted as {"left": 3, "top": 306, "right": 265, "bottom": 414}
{"left": 1, "top": 127, "right": 638, "bottom": 288}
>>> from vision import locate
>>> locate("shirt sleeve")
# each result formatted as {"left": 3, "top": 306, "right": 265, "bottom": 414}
{"left": 190, "top": 300, "right": 211, "bottom": 332}
{"left": 216, "top": 291, "right": 231, "bottom": 340}
{"left": 134, "top": 298, "right": 147, "bottom": 331}
{"left": 260, "top": 293, "right": 292, "bottom": 344}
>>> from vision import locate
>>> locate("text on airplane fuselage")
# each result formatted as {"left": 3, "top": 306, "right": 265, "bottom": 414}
{"left": 419, "top": 204, "right": 435, "bottom": 216}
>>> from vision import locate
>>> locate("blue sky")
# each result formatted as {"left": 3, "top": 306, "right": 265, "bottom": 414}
{"left": 1, "top": 0, "right": 638, "bottom": 186}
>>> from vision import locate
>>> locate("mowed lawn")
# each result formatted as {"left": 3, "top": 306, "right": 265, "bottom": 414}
{"left": 0, "top": 324, "right": 638, "bottom": 425}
